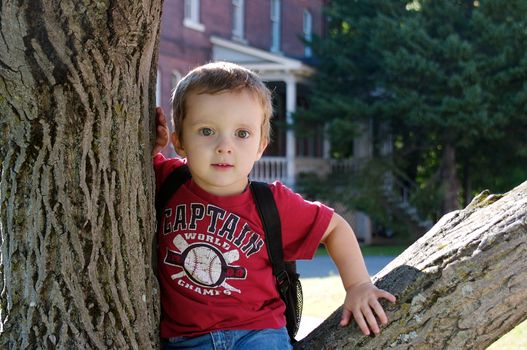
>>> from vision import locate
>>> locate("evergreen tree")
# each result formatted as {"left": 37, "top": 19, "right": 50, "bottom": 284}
{"left": 301, "top": 0, "right": 527, "bottom": 220}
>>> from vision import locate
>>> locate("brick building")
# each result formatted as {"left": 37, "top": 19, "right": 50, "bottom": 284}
{"left": 157, "top": 0, "right": 331, "bottom": 187}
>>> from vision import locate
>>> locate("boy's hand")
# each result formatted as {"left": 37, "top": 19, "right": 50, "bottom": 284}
{"left": 340, "top": 281, "right": 396, "bottom": 336}
{"left": 152, "top": 107, "right": 170, "bottom": 156}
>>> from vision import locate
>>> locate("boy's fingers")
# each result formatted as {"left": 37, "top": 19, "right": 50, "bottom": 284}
{"left": 351, "top": 309, "right": 370, "bottom": 336}
{"left": 379, "top": 290, "right": 396, "bottom": 303}
{"left": 156, "top": 107, "right": 167, "bottom": 126}
{"left": 339, "top": 308, "right": 352, "bottom": 327}
{"left": 370, "top": 299, "right": 388, "bottom": 325}
{"left": 362, "top": 306, "right": 380, "bottom": 334}
{"left": 157, "top": 124, "right": 168, "bottom": 137}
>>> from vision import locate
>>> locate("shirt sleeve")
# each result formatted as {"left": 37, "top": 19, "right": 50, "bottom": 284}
{"left": 270, "top": 181, "right": 334, "bottom": 261}
{"left": 153, "top": 153, "right": 186, "bottom": 194}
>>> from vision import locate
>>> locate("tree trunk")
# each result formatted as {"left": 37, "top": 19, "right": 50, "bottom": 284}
{"left": 0, "top": 1, "right": 162, "bottom": 348}
{"left": 296, "top": 180, "right": 527, "bottom": 349}
{"left": 440, "top": 142, "right": 461, "bottom": 214}
{"left": 462, "top": 158, "right": 472, "bottom": 207}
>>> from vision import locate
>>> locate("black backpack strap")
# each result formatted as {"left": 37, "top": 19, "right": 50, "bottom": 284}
{"left": 155, "top": 164, "right": 192, "bottom": 225}
{"left": 250, "top": 181, "right": 290, "bottom": 295}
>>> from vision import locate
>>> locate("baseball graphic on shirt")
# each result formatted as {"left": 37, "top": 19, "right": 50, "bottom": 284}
{"left": 164, "top": 234, "right": 247, "bottom": 293}
{"left": 183, "top": 245, "right": 222, "bottom": 285}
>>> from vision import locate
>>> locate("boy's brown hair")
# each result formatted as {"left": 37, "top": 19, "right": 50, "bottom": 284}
{"left": 171, "top": 61, "right": 273, "bottom": 144}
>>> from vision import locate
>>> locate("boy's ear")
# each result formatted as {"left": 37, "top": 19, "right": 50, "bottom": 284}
{"left": 256, "top": 139, "right": 268, "bottom": 160}
{"left": 172, "top": 132, "right": 187, "bottom": 157}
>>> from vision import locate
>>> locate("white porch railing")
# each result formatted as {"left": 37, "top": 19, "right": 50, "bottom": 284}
{"left": 328, "top": 158, "right": 362, "bottom": 175}
{"left": 252, "top": 157, "right": 359, "bottom": 186}
{"left": 250, "top": 157, "right": 291, "bottom": 185}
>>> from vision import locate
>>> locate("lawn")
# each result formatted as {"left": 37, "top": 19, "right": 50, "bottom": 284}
{"left": 300, "top": 276, "right": 527, "bottom": 349}
{"left": 314, "top": 244, "right": 408, "bottom": 258}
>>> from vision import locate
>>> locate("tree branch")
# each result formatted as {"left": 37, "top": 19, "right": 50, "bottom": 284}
{"left": 296, "top": 181, "right": 527, "bottom": 349}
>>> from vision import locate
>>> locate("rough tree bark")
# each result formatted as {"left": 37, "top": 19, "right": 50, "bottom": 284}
{"left": 297, "top": 180, "right": 527, "bottom": 349}
{"left": 0, "top": 1, "right": 162, "bottom": 348}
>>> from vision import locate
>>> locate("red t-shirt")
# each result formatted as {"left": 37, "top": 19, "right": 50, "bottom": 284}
{"left": 154, "top": 154, "right": 334, "bottom": 338}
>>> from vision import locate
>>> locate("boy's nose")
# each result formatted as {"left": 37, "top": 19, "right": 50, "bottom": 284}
{"left": 216, "top": 137, "right": 233, "bottom": 154}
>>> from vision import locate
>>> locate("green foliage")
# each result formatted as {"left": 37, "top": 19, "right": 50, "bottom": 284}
{"left": 298, "top": 0, "right": 527, "bottom": 222}
{"left": 296, "top": 160, "right": 428, "bottom": 241}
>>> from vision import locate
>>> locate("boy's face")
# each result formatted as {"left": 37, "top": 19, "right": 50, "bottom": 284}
{"left": 172, "top": 90, "right": 268, "bottom": 196}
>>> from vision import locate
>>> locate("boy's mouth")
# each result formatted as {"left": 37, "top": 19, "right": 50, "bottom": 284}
{"left": 212, "top": 163, "right": 233, "bottom": 169}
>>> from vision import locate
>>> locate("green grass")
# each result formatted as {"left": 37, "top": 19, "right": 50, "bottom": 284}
{"left": 315, "top": 244, "right": 408, "bottom": 257}
{"left": 360, "top": 244, "right": 408, "bottom": 256}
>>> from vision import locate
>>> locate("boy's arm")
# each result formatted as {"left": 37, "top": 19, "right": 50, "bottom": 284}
{"left": 321, "top": 213, "right": 396, "bottom": 336}
{"left": 152, "top": 107, "right": 170, "bottom": 156}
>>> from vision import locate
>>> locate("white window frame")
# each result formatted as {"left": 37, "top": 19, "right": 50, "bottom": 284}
{"left": 270, "top": 0, "right": 281, "bottom": 52}
{"left": 303, "top": 9, "right": 313, "bottom": 57}
{"left": 232, "top": 0, "right": 245, "bottom": 40}
{"left": 156, "top": 70, "right": 161, "bottom": 107}
{"left": 184, "top": 0, "right": 205, "bottom": 32}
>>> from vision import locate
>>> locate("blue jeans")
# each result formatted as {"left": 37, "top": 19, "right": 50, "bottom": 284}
{"left": 163, "top": 327, "right": 293, "bottom": 350}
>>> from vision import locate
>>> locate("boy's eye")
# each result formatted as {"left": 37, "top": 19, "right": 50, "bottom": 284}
{"left": 199, "top": 128, "right": 214, "bottom": 136}
{"left": 236, "top": 130, "right": 250, "bottom": 139}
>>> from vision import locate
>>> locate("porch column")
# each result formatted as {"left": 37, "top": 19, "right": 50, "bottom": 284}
{"left": 285, "top": 77, "right": 296, "bottom": 187}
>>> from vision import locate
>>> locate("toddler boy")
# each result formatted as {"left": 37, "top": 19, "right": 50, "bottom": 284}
{"left": 153, "top": 62, "right": 395, "bottom": 349}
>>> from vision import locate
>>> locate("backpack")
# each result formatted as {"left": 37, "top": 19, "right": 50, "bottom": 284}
{"left": 155, "top": 164, "right": 303, "bottom": 342}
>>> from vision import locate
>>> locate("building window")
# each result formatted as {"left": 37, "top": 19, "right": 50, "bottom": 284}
{"left": 270, "top": 0, "right": 281, "bottom": 52}
{"left": 184, "top": 0, "right": 205, "bottom": 32}
{"left": 303, "top": 9, "right": 313, "bottom": 57}
{"left": 232, "top": 0, "right": 245, "bottom": 40}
